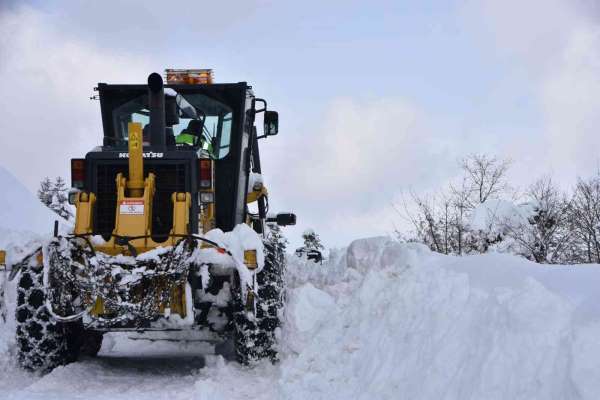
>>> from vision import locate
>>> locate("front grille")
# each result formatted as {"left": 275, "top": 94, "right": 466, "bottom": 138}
{"left": 148, "top": 163, "right": 187, "bottom": 239}
{"left": 94, "top": 161, "right": 188, "bottom": 240}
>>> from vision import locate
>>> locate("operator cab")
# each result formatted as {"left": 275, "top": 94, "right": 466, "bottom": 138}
{"left": 74, "top": 69, "right": 281, "bottom": 241}
{"left": 103, "top": 85, "right": 234, "bottom": 160}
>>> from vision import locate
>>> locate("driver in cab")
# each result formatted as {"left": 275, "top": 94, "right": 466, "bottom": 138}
{"left": 176, "top": 119, "right": 203, "bottom": 146}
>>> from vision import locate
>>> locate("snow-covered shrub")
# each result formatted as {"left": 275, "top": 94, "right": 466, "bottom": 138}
{"left": 301, "top": 228, "right": 324, "bottom": 251}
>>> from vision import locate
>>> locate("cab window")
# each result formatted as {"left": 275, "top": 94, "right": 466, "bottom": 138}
{"left": 111, "top": 91, "right": 233, "bottom": 159}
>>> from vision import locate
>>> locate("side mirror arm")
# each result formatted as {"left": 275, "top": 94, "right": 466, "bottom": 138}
{"left": 253, "top": 98, "right": 267, "bottom": 114}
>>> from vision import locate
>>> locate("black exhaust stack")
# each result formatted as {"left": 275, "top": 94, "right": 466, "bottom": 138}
{"left": 148, "top": 72, "right": 166, "bottom": 148}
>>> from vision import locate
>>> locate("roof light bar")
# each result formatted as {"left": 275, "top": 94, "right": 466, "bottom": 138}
{"left": 165, "top": 69, "right": 213, "bottom": 84}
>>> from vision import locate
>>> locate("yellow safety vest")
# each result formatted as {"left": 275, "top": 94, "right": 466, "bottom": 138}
{"left": 176, "top": 133, "right": 196, "bottom": 145}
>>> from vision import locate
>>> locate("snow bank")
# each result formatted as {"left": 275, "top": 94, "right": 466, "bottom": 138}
{"left": 0, "top": 180, "right": 53, "bottom": 387}
{"left": 285, "top": 283, "right": 337, "bottom": 353}
{"left": 280, "top": 237, "right": 600, "bottom": 399}
{"left": 0, "top": 166, "right": 68, "bottom": 238}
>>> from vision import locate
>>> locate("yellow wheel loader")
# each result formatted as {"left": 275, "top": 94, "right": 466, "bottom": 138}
{"left": 10, "top": 70, "right": 295, "bottom": 372}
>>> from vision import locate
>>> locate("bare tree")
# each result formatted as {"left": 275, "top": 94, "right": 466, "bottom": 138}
{"left": 400, "top": 191, "right": 444, "bottom": 253}
{"left": 567, "top": 176, "right": 600, "bottom": 263}
{"left": 461, "top": 154, "right": 511, "bottom": 207}
{"left": 397, "top": 189, "right": 470, "bottom": 255}
{"left": 394, "top": 153, "right": 600, "bottom": 265}
{"left": 500, "top": 177, "right": 570, "bottom": 263}
{"left": 448, "top": 178, "right": 472, "bottom": 255}
{"left": 396, "top": 154, "right": 512, "bottom": 257}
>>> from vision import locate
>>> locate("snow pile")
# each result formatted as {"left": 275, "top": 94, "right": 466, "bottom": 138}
{"left": 284, "top": 283, "right": 337, "bottom": 354}
{"left": 281, "top": 237, "right": 600, "bottom": 399}
{"left": 286, "top": 246, "right": 352, "bottom": 288}
{"left": 0, "top": 166, "right": 68, "bottom": 238}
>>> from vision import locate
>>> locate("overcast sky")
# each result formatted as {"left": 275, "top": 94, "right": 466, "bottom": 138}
{"left": 1, "top": 0, "right": 600, "bottom": 248}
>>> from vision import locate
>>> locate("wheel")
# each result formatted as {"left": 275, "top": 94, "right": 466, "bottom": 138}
{"left": 15, "top": 251, "right": 102, "bottom": 372}
{"left": 16, "top": 252, "right": 69, "bottom": 371}
{"left": 232, "top": 236, "right": 286, "bottom": 364}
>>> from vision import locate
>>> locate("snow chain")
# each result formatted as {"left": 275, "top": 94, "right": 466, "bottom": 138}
{"left": 43, "top": 236, "right": 196, "bottom": 327}
{"left": 41, "top": 234, "right": 255, "bottom": 328}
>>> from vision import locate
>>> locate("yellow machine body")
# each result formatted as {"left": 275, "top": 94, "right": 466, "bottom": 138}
{"left": 73, "top": 122, "right": 191, "bottom": 319}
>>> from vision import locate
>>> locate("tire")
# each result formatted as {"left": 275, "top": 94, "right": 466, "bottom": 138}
{"left": 233, "top": 238, "right": 286, "bottom": 364}
{"left": 15, "top": 252, "right": 102, "bottom": 372}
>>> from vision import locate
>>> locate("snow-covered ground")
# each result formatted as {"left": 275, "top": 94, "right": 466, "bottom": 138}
{"left": 1, "top": 233, "right": 600, "bottom": 399}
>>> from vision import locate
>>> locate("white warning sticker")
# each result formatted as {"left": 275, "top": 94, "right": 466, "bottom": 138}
{"left": 120, "top": 200, "right": 145, "bottom": 215}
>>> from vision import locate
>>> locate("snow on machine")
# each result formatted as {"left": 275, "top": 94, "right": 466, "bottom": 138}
{"left": 4, "top": 69, "right": 295, "bottom": 372}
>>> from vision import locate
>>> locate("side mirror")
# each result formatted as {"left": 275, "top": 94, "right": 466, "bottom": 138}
{"left": 264, "top": 110, "right": 279, "bottom": 136}
{"left": 267, "top": 212, "right": 296, "bottom": 226}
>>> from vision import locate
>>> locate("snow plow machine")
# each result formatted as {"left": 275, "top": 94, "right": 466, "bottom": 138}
{"left": 7, "top": 69, "right": 295, "bottom": 372}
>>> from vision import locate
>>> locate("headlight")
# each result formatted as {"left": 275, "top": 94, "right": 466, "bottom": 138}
{"left": 68, "top": 189, "right": 81, "bottom": 205}
{"left": 199, "top": 192, "right": 214, "bottom": 203}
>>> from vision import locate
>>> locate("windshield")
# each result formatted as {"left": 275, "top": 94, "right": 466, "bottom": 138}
{"left": 112, "top": 90, "right": 233, "bottom": 159}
